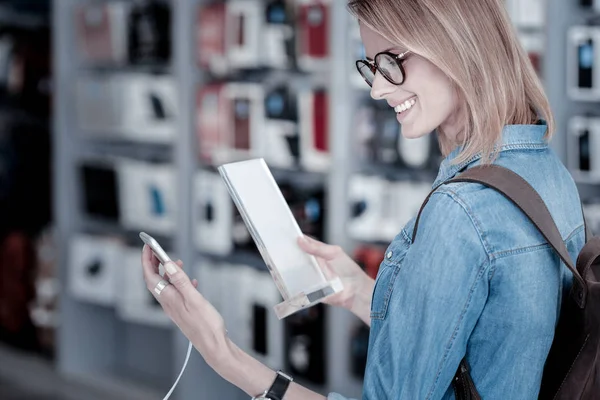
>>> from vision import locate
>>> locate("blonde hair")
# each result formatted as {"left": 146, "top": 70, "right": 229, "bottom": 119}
{"left": 348, "top": 0, "right": 554, "bottom": 164}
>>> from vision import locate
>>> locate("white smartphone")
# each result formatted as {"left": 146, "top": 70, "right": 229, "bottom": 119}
{"left": 140, "top": 231, "right": 172, "bottom": 264}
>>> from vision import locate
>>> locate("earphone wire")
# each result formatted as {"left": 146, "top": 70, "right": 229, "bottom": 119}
{"left": 162, "top": 340, "right": 193, "bottom": 400}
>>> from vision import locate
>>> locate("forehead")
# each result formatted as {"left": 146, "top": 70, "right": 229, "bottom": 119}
{"left": 359, "top": 22, "right": 401, "bottom": 59}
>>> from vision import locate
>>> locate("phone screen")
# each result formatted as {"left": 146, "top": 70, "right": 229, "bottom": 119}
{"left": 578, "top": 39, "right": 594, "bottom": 89}
{"left": 580, "top": 128, "right": 591, "bottom": 171}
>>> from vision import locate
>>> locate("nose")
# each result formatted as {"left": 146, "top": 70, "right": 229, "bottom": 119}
{"left": 370, "top": 72, "right": 396, "bottom": 100}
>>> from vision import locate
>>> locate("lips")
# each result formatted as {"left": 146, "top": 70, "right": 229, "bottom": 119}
{"left": 389, "top": 95, "right": 417, "bottom": 110}
{"left": 393, "top": 97, "right": 417, "bottom": 114}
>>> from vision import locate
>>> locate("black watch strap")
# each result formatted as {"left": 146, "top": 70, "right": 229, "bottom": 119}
{"left": 266, "top": 371, "right": 293, "bottom": 400}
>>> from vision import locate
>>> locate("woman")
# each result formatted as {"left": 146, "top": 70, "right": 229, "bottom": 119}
{"left": 141, "top": 0, "right": 585, "bottom": 398}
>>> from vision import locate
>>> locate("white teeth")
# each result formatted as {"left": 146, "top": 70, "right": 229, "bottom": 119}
{"left": 394, "top": 97, "right": 416, "bottom": 114}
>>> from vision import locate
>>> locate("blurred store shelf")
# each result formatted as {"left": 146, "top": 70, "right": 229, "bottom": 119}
{"left": 0, "top": 342, "right": 161, "bottom": 400}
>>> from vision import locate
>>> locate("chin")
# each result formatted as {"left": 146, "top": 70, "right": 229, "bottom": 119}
{"left": 400, "top": 124, "right": 430, "bottom": 140}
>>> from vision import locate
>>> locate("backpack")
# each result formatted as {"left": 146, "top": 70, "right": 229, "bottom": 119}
{"left": 411, "top": 164, "right": 599, "bottom": 400}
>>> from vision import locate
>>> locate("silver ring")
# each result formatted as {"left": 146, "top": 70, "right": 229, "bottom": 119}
{"left": 154, "top": 279, "right": 170, "bottom": 296}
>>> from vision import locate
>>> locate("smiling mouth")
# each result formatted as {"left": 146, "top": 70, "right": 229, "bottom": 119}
{"left": 393, "top": 97, "right": 417, "bottom": 114}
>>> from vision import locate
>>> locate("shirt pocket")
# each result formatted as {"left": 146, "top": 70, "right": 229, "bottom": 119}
{"left": 370, "top": 232, "right": 410, "bottom": 320}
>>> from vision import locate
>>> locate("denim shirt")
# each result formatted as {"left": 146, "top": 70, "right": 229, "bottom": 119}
{"left": 328, "top": 124, "right": 585, "bottom": 400}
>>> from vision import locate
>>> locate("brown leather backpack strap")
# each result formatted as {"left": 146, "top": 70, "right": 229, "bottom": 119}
{"left": 412, "top": 164, "right": 586, "bottom": 308}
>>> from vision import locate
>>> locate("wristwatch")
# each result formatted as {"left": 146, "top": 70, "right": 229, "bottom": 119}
{"left": 251, "top": 370, "right": 293, "bottom": 400}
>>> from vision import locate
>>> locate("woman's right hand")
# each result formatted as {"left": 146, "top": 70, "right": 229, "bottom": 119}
{"left": 298, "top": 235, "right": 375, "bottom": 326}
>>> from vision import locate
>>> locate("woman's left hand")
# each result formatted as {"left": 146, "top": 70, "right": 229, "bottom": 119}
{"left": 140, "top": 245, "right": 233, "bottom": 368}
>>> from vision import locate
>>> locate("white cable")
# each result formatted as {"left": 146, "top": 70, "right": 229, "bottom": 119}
{"left": 162, "top": 340, "right": 193, "bottom": 400}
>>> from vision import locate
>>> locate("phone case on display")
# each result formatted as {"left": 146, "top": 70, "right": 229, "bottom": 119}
{"left": 285, "top": 303, "right": 327, "bottom": 385}
{"left": 79, "top": 161, "right": 120, "bottom": 222}
{"left": 263, "top": 86, "right": 299, "bottom": 168}
{"left": 263, "top": 0, "right": 295, "bottom": 69}
{"left": 196, "top": 3, "right": 228, "bottom": 75}
{"left": 68, "top": 234, "right": 123, "bottom": 306}
{"left": 263, "top": 120, "right": 299, "bottom": 169}
{"left": 225, "top": 0, "right": 263, "bottom": 70}
{"left": 76, "top": 74, "right": 125, "bottom": 135}
{"left": 192, "top": 170, "right": 235, "bottom": 255}
{"left": 128, "top": 1, "right": 171, "bottom": 64}
{"left": 348, "top": 175, "right": 387, "bottom": 242}
{"left": 116, "top": 247, "right": 170, "bottom": 327}
{"left": 299, "top": 89, "right": 330, "bottom": 172}
{"left": 224, "top": 83, "right": 265, "bottom": 163}
{"left": 246, "top": 268, "right": 285, "bottom": 369}
{"left": 567, "top": 116, "right": 600, "bottom": 180}
{"left": 567, "top": 26, "right": 600, "bottom": 101}
{"left": 117, "top": 160, "right": 177, "bottom": 235}
{"left": 121, "top": 74, "right": 177, "bottom": 143}
{"left": 197, "top": 84, "right": 231, "bottom": 164}
{"left": 74, "top": 2, "right": 130, "bottom": 65}
{"left": 295, "top": 0, "right": 331, "bottom": 72}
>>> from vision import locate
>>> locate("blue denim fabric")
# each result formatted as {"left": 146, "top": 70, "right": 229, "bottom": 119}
{"left": 328, "top": 124, "right": 585, "bottom": 400}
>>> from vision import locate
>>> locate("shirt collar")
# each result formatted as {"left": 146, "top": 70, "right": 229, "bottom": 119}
{"left": 432, "top": 123, "right": 549, "bottom": 188}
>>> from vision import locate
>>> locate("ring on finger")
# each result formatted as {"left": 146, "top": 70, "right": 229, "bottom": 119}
{"left": 154, "top": 279, "right": 170, "bottom": 296}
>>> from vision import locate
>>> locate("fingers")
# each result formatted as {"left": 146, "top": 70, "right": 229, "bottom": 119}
{"left": 298, "top": 235, "right": 341, "bottom": 260}
{"left": 163, "top": 261, "right": 198, "bottom": 301}
{"left": 174, "top": 260, "right": 197, "bottom": 288}
{"left": 142, "top": 245, "right": 160, "bottom": 282}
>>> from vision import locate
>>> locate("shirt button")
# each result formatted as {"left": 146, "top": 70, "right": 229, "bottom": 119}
{"left": 386, "top": 251, "right": 393, "bottom": 259}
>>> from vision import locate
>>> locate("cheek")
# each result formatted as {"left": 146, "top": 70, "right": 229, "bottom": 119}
{"left": 419, "top": 75, "right": 457, "bottom": 119}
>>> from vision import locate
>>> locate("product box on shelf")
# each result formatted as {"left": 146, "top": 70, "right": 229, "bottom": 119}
{"left": 348, "top": 174, "right": 387, "bottom": 242}
{"left": 263, "top": 85, "right": 300, "bottom": 169}
{"left": 117, "top": 159, "right": 177, "bottom": 235}
{"left": 76, "top": 73, "right": 177, "bottom": 143}
{"left": 193, "top": 170, "right": 236, "bottom": 255}
{"left": 197, "top": 0, "right": 295, "bottom": 75}
{"left": 567, "top": 26, "right": 600, "bottom": 101}
{"left": 78, "top": 160, "right": 121, "bottom": 222}
{"left": 295, "top": 0, "right": 331, "bottom": 72}
{"left": 567, "top": 116, "right": 600, "bottom": 182}
{"left": 68, "top": 234, "right": 123, "bottom": 306}
{"left": 75, "top": 1, "right": 171, "bottom": 66}
{"left": 74, "top": 2, "right": 130, "bottom": 65}
{"left": 299, "top": 88, "right": 330, "bottom": 172}
{"left": 196, "top": 83, "right": 265, "bottom": 165}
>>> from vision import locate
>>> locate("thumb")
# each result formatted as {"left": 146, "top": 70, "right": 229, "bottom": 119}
{"left": 164, "top": 261, "right": 196, "bottom": 299}
{"left": 298, "top": 235, "right": 340, "bottom": 260}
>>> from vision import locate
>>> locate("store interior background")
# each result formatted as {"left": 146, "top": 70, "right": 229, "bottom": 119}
{"left": 0, "top": 0, "right": 598, "bottom": 399}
